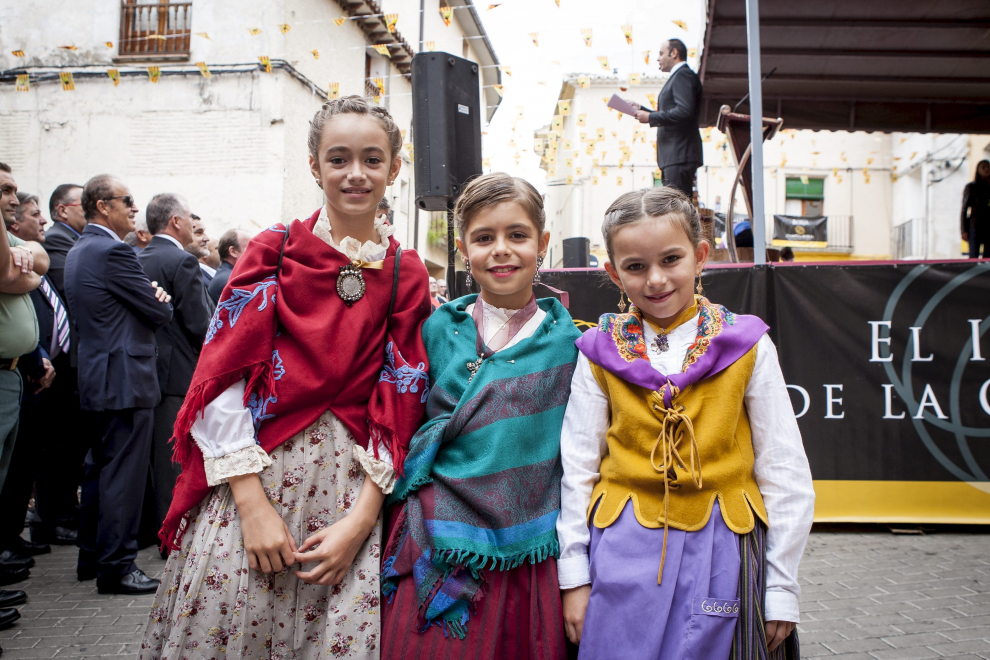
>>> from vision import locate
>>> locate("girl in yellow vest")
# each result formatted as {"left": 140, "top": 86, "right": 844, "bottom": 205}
{"left": 556, "top": 187, "right": 815, "bottom": 660}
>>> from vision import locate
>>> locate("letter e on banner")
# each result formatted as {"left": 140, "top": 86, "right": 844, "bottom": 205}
{"left": 824, "top": 384, "right": 844, "bottom": 419}
{"left": 869, "top": 321, "right": 892, "bottom": 362}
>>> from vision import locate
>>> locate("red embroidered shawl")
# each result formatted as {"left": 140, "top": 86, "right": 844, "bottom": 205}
{"left": 160, "top": 209, "right": 433, "bottom": 549}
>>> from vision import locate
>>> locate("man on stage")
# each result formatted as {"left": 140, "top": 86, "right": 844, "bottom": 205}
{"left": 633, "top": 38, "right": 703, "bottom": 198}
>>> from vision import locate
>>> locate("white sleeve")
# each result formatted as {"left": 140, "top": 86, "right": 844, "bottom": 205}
{"left": 354, "top": 443, "right": 396, "bottom": 494}
{"left": 556, "top": 353, "right": 610, "bottom": 590}
{"left": 190, "top": 380, "right": 272, "bottom": 486}
{"left": 745, "top": 334, "right": 816, "bottom": 623}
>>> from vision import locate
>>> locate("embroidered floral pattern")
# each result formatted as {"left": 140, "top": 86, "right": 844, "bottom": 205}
{"left": 246, "top": 391, "right": 277, "bottom": 430}
{"left": 141, "top": 410, "right": 382, "bottom": 660}
{"left": 379, "top": 341, "right": 430, "bottom": 403}
{"left": 205, "top": 277, "right": 278, "bottom": 345}
{"left": 598, "top": 312, "right": 649, "bottom": 363}
{"left": 681, "top": 298, "right": 735, "bottom": 370}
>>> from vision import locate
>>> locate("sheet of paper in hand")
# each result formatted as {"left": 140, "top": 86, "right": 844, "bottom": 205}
{"left": 607, "top": 94, "right": 640, "bottom": 116}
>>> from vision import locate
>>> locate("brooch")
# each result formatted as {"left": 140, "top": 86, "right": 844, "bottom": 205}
{"left": 336, "top": 263, "right": 366, "bottom": 306}
{"left": 653, "top": 331, "right": 669, "bottom": 354}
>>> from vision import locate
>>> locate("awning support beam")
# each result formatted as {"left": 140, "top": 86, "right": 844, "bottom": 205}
{"left": 746, "top": 0, "right": 766, "bottom": 265}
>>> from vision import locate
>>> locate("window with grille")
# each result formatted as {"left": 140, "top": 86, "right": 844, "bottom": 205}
{"left": 118, "top": 1, "right": 192, "bottom": 59}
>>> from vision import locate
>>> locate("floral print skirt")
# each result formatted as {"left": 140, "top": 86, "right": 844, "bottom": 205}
{"left": 141, "top": 410, "right": 383, "bottom": 660}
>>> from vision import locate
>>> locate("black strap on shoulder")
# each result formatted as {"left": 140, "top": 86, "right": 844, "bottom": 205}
{"left": 386, "top": 246, "right": 402, "bottom": 330}
{"left": 275, "top": 223, "right": 291, "bottom": 279}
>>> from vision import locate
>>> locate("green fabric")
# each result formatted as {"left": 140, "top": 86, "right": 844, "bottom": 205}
{"left": 0, "top": 234, "right": 39, "bottom": 358}
{"left": 785, "top": 177, "right": 824, "bottom": 200}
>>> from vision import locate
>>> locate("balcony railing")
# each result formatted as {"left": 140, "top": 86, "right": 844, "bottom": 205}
{"left": 118, "top": 1, "right": 192, "bottom": 59}
{"left": 892, "top": 218, "right": 928, "bottom": 259}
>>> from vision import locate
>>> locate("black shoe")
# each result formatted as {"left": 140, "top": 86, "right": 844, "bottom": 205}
{"left": 77, "top": 567, "right": 97, "bottom": 582}
{"left": 0, "top": 608, "right": 19, "bottom": 630}
{"left": 0, "top": 568, "right": 27, "bottom": 587}
{"left": 97, "top": 569, "right": 160, "bottom": 595}
{"left": 0, "top": 591, "right": 25, "bottom": 609}
{"left": 0, "top": 552, "right": 32, "bottom": 571}
{"left": 11, "top": 538, "right": 50, "bottom": 556}
{"left": 30, "top": 526, "right": 78, "bottom": 546}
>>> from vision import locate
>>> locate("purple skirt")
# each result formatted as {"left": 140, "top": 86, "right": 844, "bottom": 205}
{"left": 579, "top": 500, "right": 741, "bottom": 660}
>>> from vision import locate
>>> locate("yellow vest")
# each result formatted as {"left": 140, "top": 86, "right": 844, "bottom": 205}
{"left": 588, "top": 344, "right": 768, "bottom": 534}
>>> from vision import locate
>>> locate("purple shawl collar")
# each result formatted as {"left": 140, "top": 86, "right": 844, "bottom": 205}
{"left": 575, "top": 297, "right": 768, "bottom": 408}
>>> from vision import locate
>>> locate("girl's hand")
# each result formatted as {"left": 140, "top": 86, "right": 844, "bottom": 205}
{"left": 293, "top": 513, "right": 374, "bottom": 585}
{"left": 562, "top": 585, "right": 591, "bottom": 645}
{"left": 229, "top": 473, "right": 297, "bottom": 573}
{"left": 766, "top": 620, "right": 795, "bottom": 651}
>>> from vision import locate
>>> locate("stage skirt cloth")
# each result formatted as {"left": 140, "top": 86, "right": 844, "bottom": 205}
{"left": 579, "top": 500, "right": 799, "bottom": 660}
{"left": 381, "top": 555, "right": 567, "bottom": 660}
{"left": 141, "top": 410, "right": 384, "bottom": 660}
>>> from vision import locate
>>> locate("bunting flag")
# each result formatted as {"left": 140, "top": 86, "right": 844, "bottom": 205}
{"left": 249, "top": 28, "right": 262, "bottom": 35}
{"left": 616, "top": 176, "right": 623, "bottom": 186}
{"left": 552, "top": 115, "right": 563, "bottom": 131}
{"left": 555, "top": 0, "right": 560, "bottom": 6}
{"left": 643, "top": 50, "right": 650, "bottom": 65}
{"left": 280, "top": 24, "right": 291, "bottom": 33}
{"left": 373, "top": 44, "right": 391, "bottom": 57}
{"left": 688, "top": 48, "right": 697, "bottom": 59}
{"left": 491, "top": 84, "right": 504, "bottom": 97}
{"left": 15, "top": 75, "right": 29, "bottom": 92}
{"left": 646, "top": 92, "right": 657, "bottom": 108}
{"left": 482, "top": 157, "right": 491, "bottom": 168}
{"left": 566, "top": 175, "right": 573, "bottom": 184}
{"left": 629, "top": 73, "right": 641, "bottom": 85}
{"left": 672, "top": 20, "right": 687, "bottom": 31}
{"left": 400, "top": 130, "right": 407, "bottom": 142}
{"left": 196, "top": 32, "right": 211, "bottom": 40}
{"left": 11, "top": 50, "right": 25, "bottom": 57}
{"left": 59, "top": 45, "right": 78, "bottom": 51}
{"left": 107, "top": 69, "right": 120, "bottom": 86}
{"left": 863, "top": 169, "right": 871, "bottom": 184}
{"left": 439, "top": 6, "right": 453, "bottom": 26}
{"left": 258, "top": 56, "right": 272, "bottom": 73}
{"left": 576, "top": 167, "right": 582, "bottom": 176}
{"left": 385, "top": 13, "right": 398, "bottom": 33}
{"left": 601, "top": 167, "right": 607, "bottom": 175}
{"left": 564, "top": 139, "right": 572, "bottom": 150}
{"left": 597, "top": 55, "right": 609, "bottom": 71}
{"left": 577, "top": 113, "right": 587, "bottom": 127}
{"left": 867, "top": 157, "right": 875, "bottom": 165}
{"left": 312, "top": 49, "right": 320, "bottom": 59}
{"left": 334, "top": 17, "right": 346, "bottom": 26}
{"left": 196, "top": 62, "right": 211, "bottom": 78}
{"left": 147, "top": 66, "right": 161, "bottom": 82}
{"left": 407, "top": 144, "right": 416, "bottom": 158}
{"left": 373, "top": 93, "right": 381, "bottom": 104}
{"left": 148, "top": 35, "right": 167, "bottom": 41}
{"left": 324, "top": 82, "right": 338, "bottom": 99}
{"left": 59, "top": 72, "right": 75, "bottom": 90}
{"left": 534, "top": 139, "right": 544, "bottom": 151}
{"left": 576, "top": 75, "right": 590, "bottom": 89}
{"left": 374, "top": 77, "right": 385, "bottom": 94}
{"left": 426, "top": 41, "right": 436, "bottom": 51}
{"left": 622, "top": 25, "right": 633, "bottom": 44}
{"left": 581, "top": 28, "right": 593, "bottom": 47}
{"left": 586, "top": 145, "right": 594, "bottom": 155}
{"left": 529, "top": 32, "right": 539, "bottom": 47}
{"left": 488, "top": 3, "right": 502, "bottom": 9}
{"left": 105, "top": 41, "right": 113, "bottom": 48}
{"left": 548, "top": 166, "right": 556, "bottom": 176}
{"left": 780, "top": 155, "right": 787, "bottom": 167}
{"left": 499, "top": 65, "right": 512, "bottom": 76}
{"left": 611, "top": 131, "right": 617, "bottom": 138}
{"left": 597, "top": 128, "right": 605, "bottom": 140}
{"left": 558, "top": 100, "right": 571, "bottom": 115}
{"left": 592, "top": 176, "right": 598, "bottom": 185}
{"left": 548, "top": 134, "right": 557, "bottom": 147}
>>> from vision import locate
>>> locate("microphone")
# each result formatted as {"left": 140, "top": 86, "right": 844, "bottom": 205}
{"left": 732, "top": 67, "right": 777, "bottom": 113}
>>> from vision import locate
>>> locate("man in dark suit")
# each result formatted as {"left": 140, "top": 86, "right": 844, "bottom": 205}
{"left": 43, "top": 184, "right": 84, "bottom": 302}
{"left": 137, "top": 194, "right": 213, "bottom": 532}
{"left": 63, "top": 174, "right": 173, "bottom": 595}
{"left": 207, "top": 228, "right": 251, "bottom": 303}
{"left": 634, "top": 38, "right": 703, "bottom": 197}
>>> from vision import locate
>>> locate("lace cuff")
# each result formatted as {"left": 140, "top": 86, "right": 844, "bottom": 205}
{"left": 353, "top": 444, "right": 396, "bottom": 494}
{"left": 203, "top": 444, "right": 273, "bottom": 487}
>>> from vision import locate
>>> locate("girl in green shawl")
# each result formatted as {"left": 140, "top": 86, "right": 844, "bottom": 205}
{"left": 381, "top": 173, "right": 579, "bottom": 660}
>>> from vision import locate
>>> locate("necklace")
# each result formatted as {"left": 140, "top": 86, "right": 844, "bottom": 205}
{"left": 467, "top": 295, "right": 539, "bottom": 383}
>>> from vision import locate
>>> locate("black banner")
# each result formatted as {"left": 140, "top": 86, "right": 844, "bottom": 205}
{"left": 772, "top": 215, "right": 828, "bottom": 247}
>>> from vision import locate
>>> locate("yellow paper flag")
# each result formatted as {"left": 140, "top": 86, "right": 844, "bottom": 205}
{"left": 592, "top": 176, "right": 598, "bottom": 185}
{"left": 59, "top": 72, "right": 75, "bottom": 91}
{"left": 672, "top": 20, "right": 687, "bottom": 31}
{"left": 499, "top": 65, "right": 512, "bottom": 76}
{"left": 16, "top": 75, "right": 29, "bottom": 92}
{"left": 566, "top": 175, "right": 573, "bottom": 185}
{"left": 564, "top": 140, "right": 572, "bottom": 150}
{"left": 581, "top": 29, "right": 593, "bottom": 47}
{"left": 601, "top": 167, "right": 607, "bottom": 176}
{"left": 147, "top": 66, "right": 160, "bottom": 83}
{"left": 577, "top": 114, "right": 587, "bottom": 127}
{"left": 11, "top": 50, "right": 25, "bottom": 57}
{"left": 426, "top": 41, "right": 436, "bottom": 51}
{"left": 312, "top": 49, "right": 320, "bottom": 59}
{"left": 107, "top": 69, "right": 120, "bottom": 86}
{"left": 866, "top": 157, "right": 874, "bottom": 165}
{"left": 552, "top": 116, "right": 563, "bottom": 131}
{"left": 374, "top": 77, "right": 385, "bottom": 94}
{"left": 196, "top": 32, "right": 211, "bottom": 40}
{"left": 334, "top": 17, "right": 346, "bottom": 26}
{"left": 863, "top": 169, "right": 871, "bottom": 184}
{"left": 439, "top": 6, "right": 453, "bottom": 26}
{"left": 643, "top": 50, "right": 651, "bottom": 65}
{"left": 558, "top": 100, "right": 571, "bottom": 115}
{"left": 597, "top": 55, "right": 609, "bottom": 71}
{"left": 195, "top": 62, "right": 211, "bottom": 78}
{"left": 374, "top": 44, "right": 391, "bottom": 57}
{"left": 622, "top": 25, "right": 633, "bottom": 44}
{"left": 259, "top": 56, "right": 272, "bottom": 73}
{"left": 105, "top": 42, "right": 113, "bottom": 48}
{"left": 616, "top": 176, "right": 623, "bottom": 186}
{"left": 529, "top": 32, "right": 539, "bottom": 47}
{"left": 597, "top": 128, "right": 605, "bottom": 139}
{"left": 384, "top": 13, "right": 398, "bottom": 33}
{"left": 688, "top": 48, "right": 697, "bottom": 59}
{"left": 646, "top": 93, "right": 657, "bottom": 108}
{"left": 629, "top": 73, "right": 641, "bottom": 86}
{"left": 491, "top": 84, "right": 504, "bottom": 97}
{"left": 280, "top": 24, "right": 291, "bottom": 33}
{"left": 576, "top": 167, "right": 583, "bottom": 176}
{"left": 577, "top": 76, "right": 590, "bottom": 89}
{"left": 59, "top": 45, "right": 78, "bottom": 51}
{"left": 249, "top": 28, "right": 262, "bottom": 35}
{"left": 328, "top": 82, "right": 340, "bottom": 99}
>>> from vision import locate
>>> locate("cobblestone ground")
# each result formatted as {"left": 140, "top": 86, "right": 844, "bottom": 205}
{"left": 0, "top": 527, "right": 987, "bottom": 658}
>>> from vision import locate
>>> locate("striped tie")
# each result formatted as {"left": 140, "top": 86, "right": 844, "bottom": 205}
{"left": 39, "top": 276, "right": 71, "bottom": 358}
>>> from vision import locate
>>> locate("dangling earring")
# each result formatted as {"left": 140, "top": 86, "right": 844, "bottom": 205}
{"left": 464, "top": 260, "right": 473, "bottom": 288}
{"left": 533, "top": 255, "right": 544, "bottom": 284}
{"left": 617, "top": 290, "right": 627, "bottom": 313}
{"left": 695, "top": 275, "right": 704, "bottom": 298}
{"left": 314, "top": 178, "right": 322, "bottom": 188}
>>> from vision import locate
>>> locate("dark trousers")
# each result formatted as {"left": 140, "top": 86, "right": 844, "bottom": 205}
{"left": 78, "top": 407, "right": 153, "bottom": 580}
{"left": 969, "top": 220, "right": 989, "bottom": 259}
{"left": 0, "top": 369, "right": 22, "bottom": 496}
{"left": 662, "top": 163, "right": 699, "bottom": 198}
{"left": 151, "top": 394, "right": 184, "bottom": 532}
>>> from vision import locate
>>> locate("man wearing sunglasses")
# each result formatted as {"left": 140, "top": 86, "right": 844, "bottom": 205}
{"left": 63, "top": 174, "right": 174, "bottom": 596}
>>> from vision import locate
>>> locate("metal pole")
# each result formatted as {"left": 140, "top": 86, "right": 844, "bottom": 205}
{"left": 745, "top": 0, "right": 766, "bottom": 265}
{"left": 419, "top": 0, "right": 425, "bottom": 52}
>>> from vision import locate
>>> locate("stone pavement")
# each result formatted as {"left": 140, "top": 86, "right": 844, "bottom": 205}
{"left": 0, "top": 527, "right": 987, "bottom": 658}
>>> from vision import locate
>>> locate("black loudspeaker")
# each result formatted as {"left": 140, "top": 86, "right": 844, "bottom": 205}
{"left": 413, "top": 52, "right": 483, "bottom": 212}
{"left": 562, "top": 237, "right": 591, "bottom": 268}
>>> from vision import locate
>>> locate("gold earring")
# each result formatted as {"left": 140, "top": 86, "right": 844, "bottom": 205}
{"left": 617, "top": 290, "right": 627, "bottom": 313}
{"left": 696, "top": 277, "right": 704, "bottom": 297}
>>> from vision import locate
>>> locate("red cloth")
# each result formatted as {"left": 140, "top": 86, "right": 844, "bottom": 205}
{"left": 160, "top": 210, "right": 432, "bottom": 550}
{"left": 382, "top": 557, "right": 567, "bottom": 660}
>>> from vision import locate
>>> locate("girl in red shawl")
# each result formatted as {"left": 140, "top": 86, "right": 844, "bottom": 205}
{"left": 141, "top": 96, "right": 432, "bottom": 659}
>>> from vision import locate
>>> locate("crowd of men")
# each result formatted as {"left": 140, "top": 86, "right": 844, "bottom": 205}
{"left": 0, "top": 165, "right": 251, "bottom": 643}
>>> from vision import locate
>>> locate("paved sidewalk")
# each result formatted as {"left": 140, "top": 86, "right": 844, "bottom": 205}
{"left": 0, "top": 528, "right": 987, "bottom": 658}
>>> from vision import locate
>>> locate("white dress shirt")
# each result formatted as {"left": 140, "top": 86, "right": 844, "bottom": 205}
{"left": 157, "top": 233, "right": 184, "bottom": 250}
{"left": 556, "top": 313, "right": 816, "bottom": 623}
{"left": 91, "top": 223, "right": 122, "bottom": 242}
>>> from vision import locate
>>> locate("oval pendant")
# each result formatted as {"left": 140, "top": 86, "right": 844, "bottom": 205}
{"left": 337, "top": 263, "right": 366, "bottom": 306}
